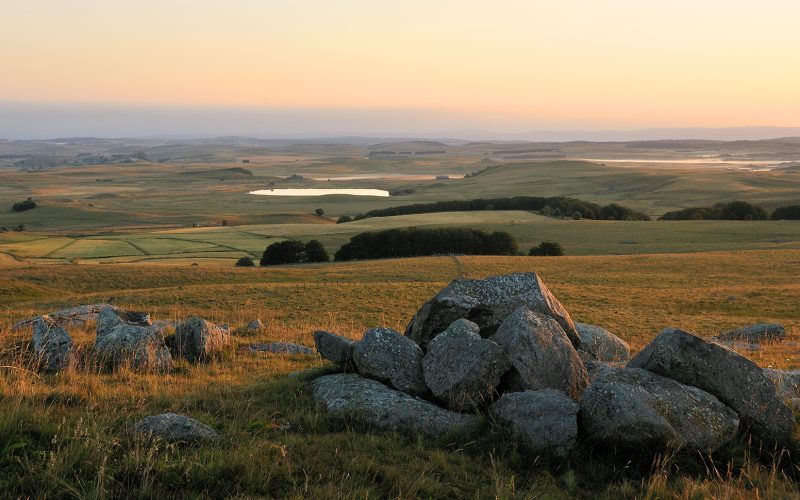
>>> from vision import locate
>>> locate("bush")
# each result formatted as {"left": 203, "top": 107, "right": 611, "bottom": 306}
{"left": 336, "top": 215, "right": 353, "bottom": 224}
{"left": 529, "top": 241, "right": 564, "bottom": 256}
{"left": 235, "top": 256, "right": 255, "bottom": 267}
{"left": 260, "top": 240, "right": 306, "bottom": 266}
{"left": 305, "top": 240, "right": 329, "bottom": 262}
{"left": 771, "top": 205, "right": 800, "bottom": 220}
{"left": 12, "top": 198, "right": 36, "bottom": 212}
{"left": 572, "top": 211, "right": 582, "bottom": 220}
{"left": 334, "top": 227, "right": 518, "bottom": 261}
{"left": 315, "top": 208, "right": 324, "bottom": 216}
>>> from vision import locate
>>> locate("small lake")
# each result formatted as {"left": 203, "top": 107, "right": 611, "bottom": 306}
{"left": 249, "top": 188, "right": 390, "bottom": 197}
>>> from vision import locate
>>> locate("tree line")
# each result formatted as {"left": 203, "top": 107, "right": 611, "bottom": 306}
{"left": 659, "top": 201, "right": 800, "bottom": 221}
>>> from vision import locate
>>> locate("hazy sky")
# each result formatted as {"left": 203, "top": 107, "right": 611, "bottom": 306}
{"left": 3, "top": 0, "right": 800, "bottom": 137}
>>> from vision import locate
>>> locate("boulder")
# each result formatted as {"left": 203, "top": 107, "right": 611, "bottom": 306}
{"left": 718, "top": 323, "right": 786, "bottom": 343}
{"left": 584, "top": 360, "right": 616, "bottom": 382}
{"left": 490, "top": 307, "right": 588, "bottom": 400}
{"left": 175, "top": 316, "right": 231, "bottom": 362}
{"left": 31, "top": 315, "right": 73, "bottom": 372}
{"left": 575, "top": 322, "right": 630, "bottom": 362}
{"left": 490, "top": 389, "right": 579, "bottom": 458}
{"left": 354, "top": 327, "right": 427, "bottom": 396}
{"left": 312, "top": 373, "right": 478, "bottom": 437}
{"left": 13, "top": 303, "right": 120, "bottom": 332}
{"left": 422, "top": 319, "right": 510, "bottom": 411}
{"left": 95, "top": 306, "right": 172, "bottom": 372}
{"left": 246, "top": 319, "right": 266, "bottom": 332}
{"left": 313, "top": 330, "right": 356, "bottom": 370}
{"left": 763, "top": 368, "right": 800, "bottom": 408}
{"left": 133, "top": 413, "right": 219, "bottom": 442}
{"left": 628, "top": 328, "right": 795, "bottom": 442}
{"left": 405, "top": 273, "right": 579, "bottom": 350}
{"left": 242, "top": 342, "right": 314, "bottom": 355}
{"left": 581, "top": 368, "right": 739, "bottom": 452}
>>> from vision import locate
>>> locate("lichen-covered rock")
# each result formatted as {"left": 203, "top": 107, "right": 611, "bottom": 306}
{"left": 246, "top": 319, "right": 266, "bottom": 332}
{"left": 175, "top": 316, "right": 231, "bottom": 362}
{"left": 422, "top": 319, "right": 510, "bottom": 411}
{"left": 13, "top": 303, "right": 121, "bottom": 332}
{"left": 354, "top": 327, "right": 427, "bottom": 395}
{"left": 490, "top": 307, "right": 588, "bottom": 400}
{"left": 575, "top": 322, "right": 630, "bottom": 362}
{"left": 406, "top": 273, "right": 579, "bottom": 350}
{"left": 32, "top": 315, "right": 73, "bottom": 372}
{"left": 629, "top": 328, "right": 794, "bottom": 443}
{"left": 313, "top": 330, "right": 356, "bottom": 370}
{"left": 95, "top": 306, "right": 172, "bottom": 372}
{"left": 243, "top": 342, "right": 314, "bottom": 355}
{"left": 133, "top": 413, "right": 219, "bottom": 442}
{"left": 763, "top": 368, "right": 800, "bottom": 406}
{"left": 490, "top": 389, "right": 579, "bottom": 458}
{"left": 718, "top": 323, "right": 786, "bottom": 343}
{"left": 581, "top": 368, "right": 739, "bottom": 452}
{"left": 312, "top": 373, "right": 478, "bottom": 437}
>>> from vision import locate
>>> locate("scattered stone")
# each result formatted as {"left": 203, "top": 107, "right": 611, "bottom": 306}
{"left": 13, "top": 303, "right": 120, "bottom": 332}
{"left": 575, "top": 322, "right": 630, "bottom": 362}
{"left": 313, "top": 330, "right": 356, "bottom": 370}
{"left": 312, "top": 373, "right": 478, "bottom": 437}
{"left": 246, "top": 319, "right": 266, "bottom": 332}
{"left": 490, "top": 389, "right": 579, "bottom": 458}
{"left": 581, "top": 368, "right": 739, "bottom": 452}
{"left": 242, "top": 342, "right": 314, "bottom": 355}
{"left": 490, "top": 307, "right": 588, "bottom": 400}
{"left": 95, "top": 306, "right": 172, "bottom": 372}
{"left": 133, "top": 413, "right": 219, "bottom": 442}
{"left": 718, "top": 323, "right": 786, "bottom": 343}
{"left": 175, "top": 316, "right": 231, "bottom": 362}
{"left": 354, "top": 327, "right": 427, "bottom": 396}
{"left": 405, "top": 273, "right": 580, "bottom": 350}
{"left": 32, "top": 315, "right": 73, "bottom": 372}
{"left": 422, "top": 319, "right": 510, "bottom": 411}
{"left": 629, "top": 328, "right": 795, "bottom": 442}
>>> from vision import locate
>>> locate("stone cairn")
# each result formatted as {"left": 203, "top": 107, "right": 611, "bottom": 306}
{"left": 312, "top": 272, "right": 797, "bottom": 456}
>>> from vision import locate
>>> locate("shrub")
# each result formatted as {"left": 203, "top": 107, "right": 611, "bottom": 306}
{"left": 572, "top": 211, "right": 582, "bottom": 220}
{"left": 771, "top": 205, "right": 800, "bottom": 220}
{"left": 315, "top": 208, "right": 324, "bottom": 216}
{"left": 235, "top": 256, "right": 255, "bottom": 267}
{"left": 336, "top": 215, "right": 353, "bottom": 224}
{"left": 260, "top": 240, "right": 306, "bottom": 266}
{"left": 305, "top": 240, "right": 329, "bottom": 262}
{"left": 12, "top": 198, "right": 36, "bottom": 212}
{"left": 529, "top": 241, "right": 564, "bottom": 256}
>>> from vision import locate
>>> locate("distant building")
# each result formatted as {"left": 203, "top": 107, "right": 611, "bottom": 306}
{"left": 435, "top": 175, "right": 450, "bottom": 180}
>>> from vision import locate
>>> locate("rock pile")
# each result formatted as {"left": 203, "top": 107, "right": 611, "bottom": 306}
{"left": 313, "top": 272, "right": 796, "bottom": 454}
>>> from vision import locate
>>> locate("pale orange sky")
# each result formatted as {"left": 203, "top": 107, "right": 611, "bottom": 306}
{"left": 2, "top": 0, "right": 800, "bottom": 130}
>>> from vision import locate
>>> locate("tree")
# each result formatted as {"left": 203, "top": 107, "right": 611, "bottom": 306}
{"left": 12, "top": 198, "right": 36, "bottom": 212}
{"left": 336, "top": 215, "right": 353, "bottom": 224}
{"left": 315, "top": 208, "right": 325, "bottom": 216}
{"left": 260, "top": 240, "right": 306, "bottom": 266}
{"left": 572, "top": 211, "right": 582, "bottom": 220}
{"left": 305, "top": 240, "right": 329, "bottom": 262}
{"left": 235, "top": 256, "right": 255, "bottom": 267}
{"left": 529, "top": 241, "right": 564, "bottom": 256}
{"left": 771, "top": 204, "right": 800, "bottom": 220}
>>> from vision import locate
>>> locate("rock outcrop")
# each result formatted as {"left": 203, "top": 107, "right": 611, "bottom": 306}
{"left": 13, "top": 303, "right": 120, "bottom": 331}
{"left": 133, "top": 413, "right": 219, "bottom": 442}
{"left": 243, "top": 342, "right": 314, "bottom": 355}
{"left": 32, "top": 315, "right": 73, "bottom": 372}
{"left": 313, "top": 330, "right": 356, "bottom": 370}
{"left": 95, "top": 306, "right": 172, "bottom": 372}
{"left": 353, "top": 327, "right": 427, "bottom": 396}
{"left": 718, "top": 323, "right": 786, "bottom": 343}
{"left": 175, "top": 316, "right": 231, "bottom": 362}
{"left": 575, "top": 322, "right": 630, "bottom": 362}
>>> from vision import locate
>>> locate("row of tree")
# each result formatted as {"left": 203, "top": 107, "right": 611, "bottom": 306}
{"left": 658, "top": 201, "right": 778, "bottom": 221}
{"left": 335, "top": 196, "right": 652, "bottom": 222}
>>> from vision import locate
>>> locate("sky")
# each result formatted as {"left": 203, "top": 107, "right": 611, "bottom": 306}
{"left": 2, "top": 0, "right": 800, "bottom": 138}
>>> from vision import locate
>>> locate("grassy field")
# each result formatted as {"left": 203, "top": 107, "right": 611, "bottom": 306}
{"left": 1, "top": 252, "right": 798, "bottom": 497}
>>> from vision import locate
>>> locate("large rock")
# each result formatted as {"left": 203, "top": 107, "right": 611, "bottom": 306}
{"left": 353, "top": 327, "right": 427, "bottom": 395}
{"left": 490, "top": 389, "right": 579, "bottom": 458}
{"left": 175, "top": 316, "right": 231, "bottom": 362}
{"left": 764, "top": 369, "right": 800, "bottom": 409}
{"left": 629, "top": 328, "right": 795, "bottom": 442}
{"left": 313, "top": 330, "right": 356, "bottom": 370}
{"left": 575, "top": 322, "right": 630, "bottom": 362}
{"left": 246, "top": 319, "right": 266, "bottom": 332}
{"left": 95, "top": 306, "right": 172, "bottom": 372}
{"left": 422, "top": 319, "right": 510, "bottom": 411}
{"left": 405, "top": 273, "right": 580, "bottom": 350}
{"left": 490, "top": 307, "right": 588, "bottom": 400}
{"left": 243, "top": 342, "right": 314, "bottom": 355}
{"left": 133, "top": 413, "right": 219, "bottom": 442}
{"left": 32, "top": 315, "right": 73, "bottom": 372}
{"left": 13, "top": 303, "right": 121, "bottom": 332}
{"left": 312, "top": 373, "right": 478, "bottom": 437}
{"left": 718, "top": 323, "right": 786, "bottom": 343}
{"left": 581, "top": 368, "right": 739, "bottom": 452}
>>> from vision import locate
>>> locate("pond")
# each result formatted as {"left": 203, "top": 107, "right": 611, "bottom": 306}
{"left": 249, "top": 188, "right": 390, "bottom": 197}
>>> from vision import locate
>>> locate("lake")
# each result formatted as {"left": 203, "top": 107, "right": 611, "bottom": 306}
{"left": 249, "top": 188, "right": 390, "bottom": 197}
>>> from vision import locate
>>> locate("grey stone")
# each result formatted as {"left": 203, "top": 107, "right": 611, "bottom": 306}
{"left": 718, "top": 323, "right": 786, "bottom": 343}
{"left": 490, "top": 389, "right": 579, "bottom": 458}
{"left": 95, "top": 306, "right": 172, "bottom": 372}
{"left": 584, "top": 360, "right": 618, "bottom": 382}
{"left": 246, "top": 319, "right": 266, "bottom": 332}
{"left": 13, "top": 303, "right": 120, "bottom": 332}
{"left": 575, "top": 322, "right": 630, "bottom": 362}
{"left": 629, "top": 328, "right": 794, "bottom": 442}
{"left": 133, "top": 413, "right": 219, "bottom": 442}
{"left": 490, "top": 307, "right": 588, "bottom": 400}
{"left": 763, "top": 368, "right": 800, "bottom": 404}
{"left": 581, "top": 368, "right": 739, "bottom": 452}
{"left": 175, "top": 316, "right": 231, "bottom": 362}
{"left": 354, "top": 327, "right": 427, "bottom": 395}
{"left": 312, "top": 373, "right": 478, "bottom": 437}
{"left": 422, "top": 319, "right": 510, "bottom": 411}
{"left": 32, "top": 315, "right": 73, "bottom": 372}
{"left": 313, "top": 330, "right": 356, "bottom": 369}
{"left": 406, "top": 273, "right": 579, "bottom": 350}
{"left": 243, "top": 342, "right": 314, "bottom": 355}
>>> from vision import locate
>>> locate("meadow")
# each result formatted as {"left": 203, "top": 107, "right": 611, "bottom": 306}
{"left": 1, "top": 252, "right": 799, "bottom": 498}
